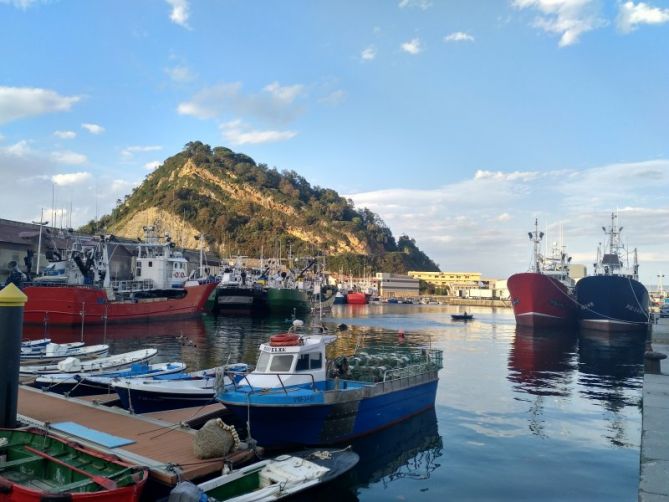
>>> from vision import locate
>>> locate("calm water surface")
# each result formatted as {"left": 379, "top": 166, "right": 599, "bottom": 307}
{"left": 37, "top": 304, "right": 645, "bottom": 501}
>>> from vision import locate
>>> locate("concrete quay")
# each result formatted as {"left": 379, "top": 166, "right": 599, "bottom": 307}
{"left": 639, "top": 318, "right": 669, "bottom": 501}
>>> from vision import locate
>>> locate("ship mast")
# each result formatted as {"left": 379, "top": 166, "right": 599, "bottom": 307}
{"left": 528, "top": 218, "right": 544, "bottom": 273}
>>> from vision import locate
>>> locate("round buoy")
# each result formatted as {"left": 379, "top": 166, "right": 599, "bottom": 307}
{"left": 269, "top": 333, "right": 301, "bottom": 346}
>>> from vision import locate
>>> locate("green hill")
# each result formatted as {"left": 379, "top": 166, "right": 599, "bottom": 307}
{"left": 81, "top": 141, "right": 439, "bottom": 275}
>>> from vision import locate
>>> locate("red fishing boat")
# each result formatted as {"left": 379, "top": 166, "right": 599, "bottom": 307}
{"left": 22, "top": 227, "right": 216, "bottom": 326}
{"left": 345, "top": 291, "right": 368, "bottom": 305}
{"left": 0, "top": 427, "right": 147, "bottom": 501}
{"left": 507, "top": 220, "right": 578, "bottom": 328}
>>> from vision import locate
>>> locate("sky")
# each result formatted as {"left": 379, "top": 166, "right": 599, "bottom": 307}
{"left": 0, "top": 0, "right": 668, "bottom": 284}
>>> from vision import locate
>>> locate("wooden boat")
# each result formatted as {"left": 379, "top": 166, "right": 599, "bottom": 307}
{"left": 113, "top": 364, "right": 248, "bottom": 414}
{"left": 20, "top": 343, "right": 109, "bottom": 363}
{"left": 188, "top": 448, "right": 359, "bottom": 501}
{"left": 0, "top": 427, "right": 148, "bottom": 501}
{"left": 451, "top": 313, "right": 473, "bottom": 321}
{"left": 19, "top": 348, "right": 158, "bottom": 375}
{"left": 33, "top": 361, "right": 187, "bottom": 396}
{"left": 217, "top": 332, "right": 443, "bottom": 447}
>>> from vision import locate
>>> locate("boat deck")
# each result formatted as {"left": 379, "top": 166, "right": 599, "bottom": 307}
{"left": 17, "top": 385, "right": 232, "bottom": 486}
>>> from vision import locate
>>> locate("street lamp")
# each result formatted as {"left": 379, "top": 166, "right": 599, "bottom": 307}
{"left": 31, "top": 209, "right": 48, "bottom": 275}
{"left": 658, "top": 273, "right": 665, "bottom": 295}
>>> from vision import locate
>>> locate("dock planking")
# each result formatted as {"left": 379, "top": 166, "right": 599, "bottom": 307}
{"left": 17, "top": 385, "right": 227, "bottom": 485}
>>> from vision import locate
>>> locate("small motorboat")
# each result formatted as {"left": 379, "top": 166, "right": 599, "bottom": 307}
{"left": 20, "top": 343, "right": 109, "bottom": 363}
{"left": 0, "top": 427, "right": 148, "bottom": 501}
{"left": 113, "top": 364, "right": 248, "bottom": 414}
{"left": 171, "top": 448, "right": 359, "bottom": 502}
{"left": 451, "top": 313, "right": 474, "bottom": 321}
{"left": 20, "top": 348, "right": 158, "bottom": 375}
{"left": 33, "top": 361, "right": 187, "bottom": 396}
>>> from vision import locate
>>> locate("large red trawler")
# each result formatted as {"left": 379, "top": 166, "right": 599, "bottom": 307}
{"left": 507, "top": 220, "right": 578, "bottom": 328}
{"left": 22, "top": 227, "right": 216, "bottom": 326}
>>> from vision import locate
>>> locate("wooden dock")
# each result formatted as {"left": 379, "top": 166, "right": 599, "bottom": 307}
{"left": 17, "top": 385, "right": 234, "bottom": 486}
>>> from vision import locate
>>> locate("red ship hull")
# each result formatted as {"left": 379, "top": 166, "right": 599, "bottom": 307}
{"left": 507, "top": 273, "right": 577, "bottom": 328}
{"left": 23, "top": 282, "right": 217, "bottom": 326}
{"left": 345, "top": 292, "right": 368, "bottom": 305}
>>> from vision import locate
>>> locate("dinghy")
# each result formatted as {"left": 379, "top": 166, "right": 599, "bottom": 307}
{"left": 20, "top": 348, "right": 158, "bottom": 375}
{"left": 450, "top": 313, "right": 474, "bottom": 321}
{"left": 33, "top": 361, "right": 187, "bottom": 396}
{"left": 0, "top": 427, "right": 148, "bottom": 501}
{"left": 173, "top": 448, "right": 359, "bottom": 502}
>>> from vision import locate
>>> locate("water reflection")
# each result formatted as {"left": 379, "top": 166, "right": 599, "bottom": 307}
{"left": 351, "top": 408, "right": 442, "bottom": 488}
{"left": 578, "top": 329, "right": 645, "bottom": 447}
{"left": 508, "top": 327, "right": 578, "bottom": 397}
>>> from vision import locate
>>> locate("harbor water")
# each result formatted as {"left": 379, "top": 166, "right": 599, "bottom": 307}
{"left": 30, "top": 303, "right": 645, "bottom": 501}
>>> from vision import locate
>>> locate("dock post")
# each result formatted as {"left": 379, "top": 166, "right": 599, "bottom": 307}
{"left": 0, "top": 283, "right": 27, "bottom": 428}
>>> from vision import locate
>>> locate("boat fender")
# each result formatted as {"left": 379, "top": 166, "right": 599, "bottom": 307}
{"left": 167, "top": 480, "right": 206, "bottom": 502}
{"left": 269, "top": 333, "right": 302, "bottom": 346}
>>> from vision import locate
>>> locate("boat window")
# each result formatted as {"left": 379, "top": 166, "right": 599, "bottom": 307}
{"left": 148, "top": 261, "right": 153, "bottom": 267}
{"left": 256, "top": 352, "right": 270, "bottom": 372}
{"left": 269, "top": 354, "right": 294, "bottom": 372}
{"left": 310, "top": 352, "right": 323, "bottom": 369}
{"left": 296, "top": 354, "right": 310, "bottom": 371}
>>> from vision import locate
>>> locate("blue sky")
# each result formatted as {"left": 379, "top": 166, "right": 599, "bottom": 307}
{"left": 1, "top": 0, "right": 668, "bottom": 284}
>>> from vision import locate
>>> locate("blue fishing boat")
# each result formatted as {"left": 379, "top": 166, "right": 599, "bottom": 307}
{"left": 576, "top": 213, "right": 650, "bottom": 332}
{"left": 216, "top": 332, "right": 443, "bottom": 447}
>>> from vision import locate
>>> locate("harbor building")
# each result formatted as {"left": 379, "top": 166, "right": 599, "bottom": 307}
{"left": 375, "top": 273, "right": 420, "bottom": 298}
{"left": 409, "top": 271, "right": 482, "bottom": 296}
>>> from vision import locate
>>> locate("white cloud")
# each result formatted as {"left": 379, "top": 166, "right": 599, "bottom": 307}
{"left": 121, "top": 145, "right": 163, "bottom": 159}
{"left": 0, "top": 0, "right": 41, "bottom": 9}
{"left": 50, "top": 150, "right": 87, "bottom": 165}
{"left": 220, "top": 119, "right": 297, "bottom": 145}
{"left": 474, "top": 170, "right": 540, "bottom": 182}
{"left": 165, "top": 65, "right": 196, "bottom": 83}
{"left": 398, "top": 0, "right": 432, "bottom": 10}
{"left": 401, "top": 38, "right": 423, "bottom": 54}
{"left": 512, "top": 0, "right": 605, "bottom": 47}
{"left": 1, "top": 140, "right": 33, "bottom": 157}
{"left": 347, "top": 159, "right": 669, "bottom": 283}
{"left": 320, "top": 90, "right": 347, "bottom": 106}
{"left": 444, "top": 32, "right": 475, "bottom": 42}
{"left": 53, "top": 130, "right": 76, "bottom": 139}
{"left": 361, "top": 46, "right": 377, "bottom": 61}
{"left": 166, "top": 0, "right": 190, "bottom": 29}
{"left": 144, "top": 161, "right": 161, "bottom": 170}
{"left": 81, "top": 123, "right": 105, "bottom": 135}
{"left": 617, "top": 1, "right": 669, "bottom": 32}
{"left": 0, "top": 87, "right": 80, "bottom": 125}
{"left": 51, "top": 172, "right": 91, "bottom": 186}
{"left": 263, "top": 82, "right": 304, "bottom": 104}
{"left": 178, "top": 81, "right": 305, "bottom": 123}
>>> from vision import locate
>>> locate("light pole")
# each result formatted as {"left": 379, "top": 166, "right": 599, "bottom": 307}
{"left": 658, "top": 273, "right": 665, "bottom": 295}
{"left": 31, "top": 209, "right": 48, "bottom": 275}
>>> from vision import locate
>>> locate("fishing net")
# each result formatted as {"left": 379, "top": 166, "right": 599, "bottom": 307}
{"left": 193, "top": 418, "right": 240, "bottom": 459}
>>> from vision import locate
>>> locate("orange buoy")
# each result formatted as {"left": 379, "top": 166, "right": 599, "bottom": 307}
{"left": 269, "top": 333, "right": 301, "bottom": 347}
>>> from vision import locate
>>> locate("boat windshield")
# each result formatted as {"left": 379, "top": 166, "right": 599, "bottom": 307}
{"left": 269, "top": 354, "right": 294, "bottom": 372}
{"left": 256, "top": 352, "right": 271, "bottom": 372}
